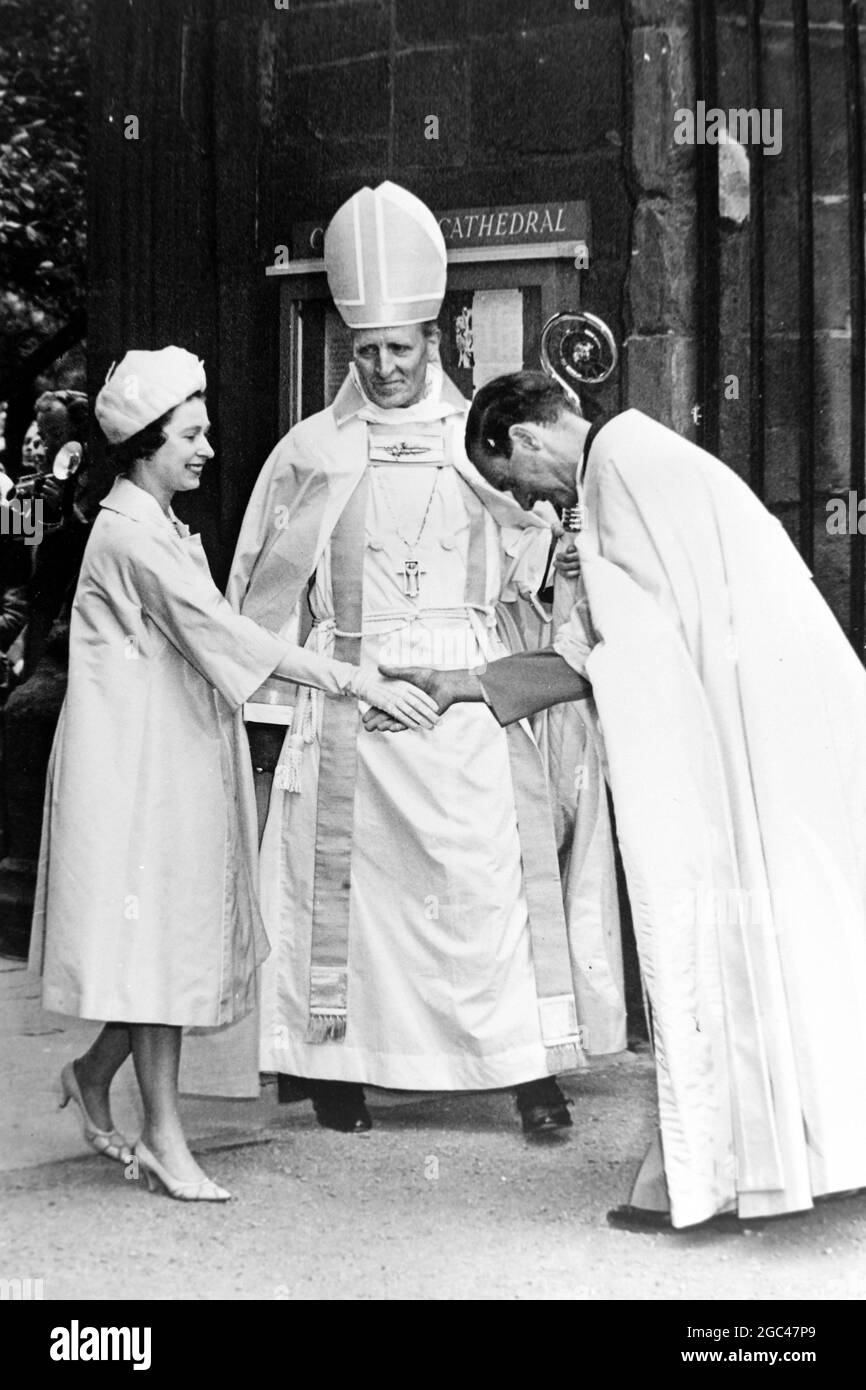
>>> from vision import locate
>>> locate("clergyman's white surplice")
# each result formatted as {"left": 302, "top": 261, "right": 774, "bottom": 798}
{"left": 553, "top": 409, "right": 866, "bottom": 1226}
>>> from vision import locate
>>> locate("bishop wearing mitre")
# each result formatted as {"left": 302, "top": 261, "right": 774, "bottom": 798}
{"left": 226, "top": 182, "right": 591, "bottom": 1134}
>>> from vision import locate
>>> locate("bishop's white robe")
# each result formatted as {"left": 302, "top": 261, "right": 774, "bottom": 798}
{"left": 231, "top": 368, "right": 584, "bottom": 1091}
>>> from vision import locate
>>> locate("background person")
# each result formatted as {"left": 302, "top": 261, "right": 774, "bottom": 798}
{"left": 19, "top": 389, "right": 91, "bottom": 679}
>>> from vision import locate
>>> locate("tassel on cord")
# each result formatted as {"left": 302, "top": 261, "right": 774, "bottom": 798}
{"left": 274, "top": 735, "right": 305, "bottom": 793}
{"left": 305, "top": 1013, "right": 347, "bottom": 1044}
{"left": 274, "top": 688, "right": 318, "bottom": 794}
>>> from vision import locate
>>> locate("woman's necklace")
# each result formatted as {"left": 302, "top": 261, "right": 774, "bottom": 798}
{"left": 373, "top": 468, "right": 441, "bottom": 598}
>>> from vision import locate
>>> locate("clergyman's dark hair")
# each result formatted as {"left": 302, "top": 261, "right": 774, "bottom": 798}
{"left": 466, "top": 371, "right": 601, "bottom": 469}
{"left": 107, "top": 391, "right": 206, "bottom": 476}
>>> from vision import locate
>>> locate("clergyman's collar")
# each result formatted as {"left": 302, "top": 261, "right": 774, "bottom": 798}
{"left": 578, "top": 417, "right": 608, "bottom": 486}
{"left": 331, "top": 369, "right": 466, "bottom": 427}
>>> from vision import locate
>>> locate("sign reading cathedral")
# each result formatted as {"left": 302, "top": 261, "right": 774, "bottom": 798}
{"left": 288, "top": 202, "right": 589, "bottom": 261}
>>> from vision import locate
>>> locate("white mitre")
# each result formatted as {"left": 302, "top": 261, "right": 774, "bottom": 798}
{"left": 324, "top": 181, "right": 446, "bottom": 329}
{"left": 95, "top": 346, "right": 206, "bottom": 444}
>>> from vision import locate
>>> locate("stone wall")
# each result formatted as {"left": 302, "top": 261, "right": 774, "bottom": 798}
{"left": 624, "top": 0, "right": 866, "bottom": 634}
{"left": 717, "top": 0, "right": 864, "bottom": 629}
{"left": 623, "top": 1, "right": 698, "bottom": 436}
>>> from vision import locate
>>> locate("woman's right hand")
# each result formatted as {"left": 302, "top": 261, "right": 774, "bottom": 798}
{"left": 350, "top": 669, "right": 440, "bottom": 730}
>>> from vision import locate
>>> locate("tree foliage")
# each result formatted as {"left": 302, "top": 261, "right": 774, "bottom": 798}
{"left": 0, "top": 0, "right": 89, "bottom": 381}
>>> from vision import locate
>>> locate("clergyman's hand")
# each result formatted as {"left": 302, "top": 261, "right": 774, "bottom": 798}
{"left": 553, "top": 543, "right": 581, "bottom": 580}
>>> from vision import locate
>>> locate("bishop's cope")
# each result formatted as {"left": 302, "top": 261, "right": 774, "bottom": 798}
{"left": 225, "top": 182, "right": 589, "bottom": 1135}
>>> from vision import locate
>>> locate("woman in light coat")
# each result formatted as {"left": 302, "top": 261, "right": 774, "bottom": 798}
{"left": 29, "top": 347, "right": 436, "bottom": 1202}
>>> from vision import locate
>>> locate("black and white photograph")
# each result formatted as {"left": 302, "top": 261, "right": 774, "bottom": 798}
{"left": 1, "top": 0, "right": 865, "bottom": 1335}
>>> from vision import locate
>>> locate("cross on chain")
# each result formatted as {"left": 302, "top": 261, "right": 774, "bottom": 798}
{"left": 399, "top": 556, "right": 426, "bottom": 599}
{"left": 372, "top": 466, "right": 441, "bottom": 601}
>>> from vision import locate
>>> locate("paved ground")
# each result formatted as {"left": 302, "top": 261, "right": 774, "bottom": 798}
{"left": 2, "top": 955, "right": 866, "bottom": 1301}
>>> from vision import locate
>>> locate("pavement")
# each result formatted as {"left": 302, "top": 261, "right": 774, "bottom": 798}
{"left": 2, "top": 953, "right": 866, "bottom": 1301}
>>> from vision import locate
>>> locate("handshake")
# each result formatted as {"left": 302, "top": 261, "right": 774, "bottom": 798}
{"left": 353, "top": 665, "right": 483, "bottom": 734}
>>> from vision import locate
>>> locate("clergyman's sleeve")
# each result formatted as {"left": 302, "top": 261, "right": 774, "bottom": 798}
{"left": 479, "top": 647, "right": 591, "bottom": 725}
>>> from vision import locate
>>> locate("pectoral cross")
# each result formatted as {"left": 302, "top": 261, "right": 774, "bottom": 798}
{"left": 400, "top": 556, "right": 425, "bottom": 599}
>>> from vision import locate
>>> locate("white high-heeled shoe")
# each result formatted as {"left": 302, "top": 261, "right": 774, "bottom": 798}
{"left": 133, "top": 1140, "right": 232, "bottom": 1203}
{"left": 59, "top": 1060, "right": 133, "bottom": 1164}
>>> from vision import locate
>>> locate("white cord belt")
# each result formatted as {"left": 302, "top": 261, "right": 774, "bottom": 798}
{"left": 315, "top": 604, "right": 497, "bottom": 638}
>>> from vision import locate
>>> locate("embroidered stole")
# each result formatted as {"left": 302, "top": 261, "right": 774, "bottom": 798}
{"left": 305, "top": 472, "right": 368, "bottom": 1041}
{"left": 305, "top": 420, "right": 582, "bottom": 1072}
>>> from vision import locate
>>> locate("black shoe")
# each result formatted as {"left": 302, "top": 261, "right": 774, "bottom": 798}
{"left": 606, "top": 1204, "right": 756, "bottom": 1233}
{"left": 520, "top": 1103, "right": 573, "bottom": 1135}
{"left": 514, "top": 1077, "right": 573, "bottom": 1136}
{"left": 607, "top": 1204, "right": 673, "bottom": 1232}
{"left": 309, "top": 1080, "right": 372, "bottom": 1134}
